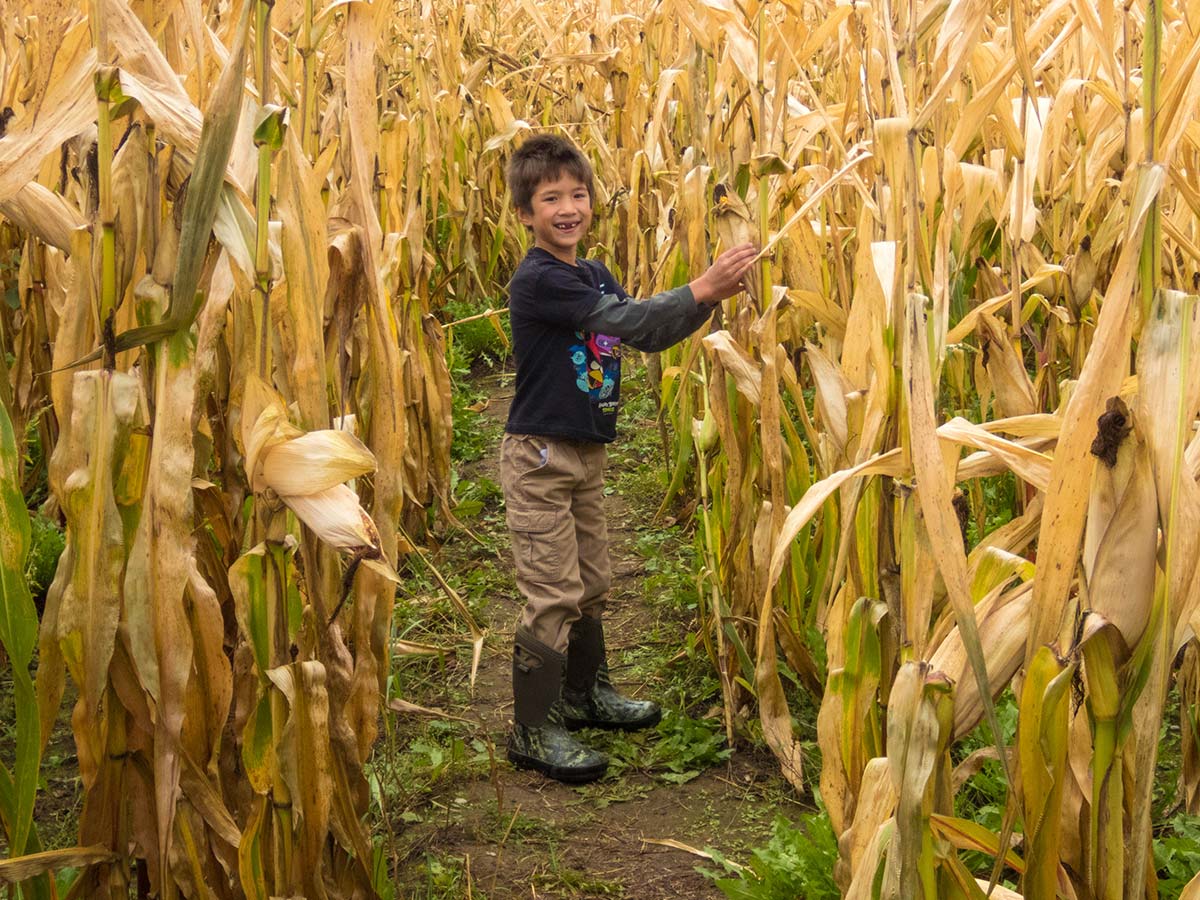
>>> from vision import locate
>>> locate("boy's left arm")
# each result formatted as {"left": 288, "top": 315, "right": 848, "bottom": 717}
{"left": 580, "top": 265, "right": 715, "bottom": 352}
{"left": 618, "top": 292, "right": 715, "bottom": 352}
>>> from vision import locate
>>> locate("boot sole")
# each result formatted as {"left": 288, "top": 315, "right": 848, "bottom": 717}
{"left": 507, "top": 748, "right": 607, "bottom": 783}
{"left": 561, "top": 708, "right": 662, "bottom": 732}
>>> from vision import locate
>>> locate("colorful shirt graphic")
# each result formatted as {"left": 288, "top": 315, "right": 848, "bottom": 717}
{"left": 505, "top": 249, "right": 631, "bottom": 443}
{"left": 570, "top": 331, "right": 622, "bottom": 413}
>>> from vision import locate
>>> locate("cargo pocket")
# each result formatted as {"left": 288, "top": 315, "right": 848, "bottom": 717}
{"left": 506, "top": 504, "right": 561, "bottom": 581}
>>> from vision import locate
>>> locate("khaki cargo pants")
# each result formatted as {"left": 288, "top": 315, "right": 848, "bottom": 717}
{"left": 500, "top": 433, "right": 611, "bottom": 653}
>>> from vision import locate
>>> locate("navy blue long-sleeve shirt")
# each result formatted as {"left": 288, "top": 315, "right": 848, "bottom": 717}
{"left": 505, "top": 248, "right": 713, "bottom": 443}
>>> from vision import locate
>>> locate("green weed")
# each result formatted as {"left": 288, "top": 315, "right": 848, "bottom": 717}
{"left": 699, "top": 807, "right": 839, "bottom": 900}
{"left": 445, "top": 306, "right": 506, "bottom": 469}
{"left": 420, "top": 853, "right": 482, "bottom": 899}
{"left": 1154, "top": 686, "right": 1185, "bottom": 820}
{"left": 20, "top": 411, "right": 51, "bottom": 509}
{"left": 442, "top": 297, "right": 510, "bottom": 372}
{"left": 1152, "top": 688, "right": 1199, "bottom": 899}
{"left": 583, "top": 710, "right": 731, "bottom": 785}
{"left": 26, "top": 510, "right": 65, "bottom": 603}
{"left": 951, "top": 690, "right": 1020, "bottom": 878}
{"left": 1154, "top": 813, "right": 1200, "bottom": 899}
{"left": 649, "top": 709, "right": 732, "bottom": 783}
{"left": 450, "top": 387, "right": 500, "bottom": 465}
{"left": 477, "top": 803, "right": 564, "bottom": 844}
{"left": 964, "top": 470, "right": 1019, "bottom": 549}
{"left": 368, "top": 719, "right": 491, "bottom": 824}
{"left": 449, "top": 473, "right": 503, "bottom": 520}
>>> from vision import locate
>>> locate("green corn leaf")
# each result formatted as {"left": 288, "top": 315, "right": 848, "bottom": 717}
{"left": 253, "top": 105, "right": 288, "bottom": 152}
{"left": 230, "top": 543, "right": 272, "bottom": 675}
{"left": 0, "top": 403, "right": 42, "bottom": 861}
{"left": 0, "top": 764, "right": 50, "bottom": 899}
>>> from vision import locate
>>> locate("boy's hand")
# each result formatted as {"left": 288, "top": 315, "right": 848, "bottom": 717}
{"left": 689, "top": 243, "right": 759, "bottom": 306}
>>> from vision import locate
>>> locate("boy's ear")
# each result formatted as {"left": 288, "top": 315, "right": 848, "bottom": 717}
{"left": 516, "top": 205, "right": 534, "bottom": 227}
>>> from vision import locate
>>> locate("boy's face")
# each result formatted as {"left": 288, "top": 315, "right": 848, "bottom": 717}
{"left": 518, "top": 172, "right": 592, "bottom": 264}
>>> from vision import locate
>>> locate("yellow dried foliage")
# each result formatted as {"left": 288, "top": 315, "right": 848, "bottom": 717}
{"left": 2, "top": 0, "right": 1200, "bottom": 897}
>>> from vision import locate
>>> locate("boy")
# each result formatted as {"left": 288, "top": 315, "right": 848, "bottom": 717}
{"left": 502, "top": 134, "right": 756, "bottom": 782}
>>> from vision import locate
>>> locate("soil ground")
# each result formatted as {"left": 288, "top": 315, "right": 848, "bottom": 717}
{"left": 378, "top": 367, "right": 811, "bottom": 898}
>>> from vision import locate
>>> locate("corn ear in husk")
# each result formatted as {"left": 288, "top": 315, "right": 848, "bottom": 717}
{"left": 241, "top": 376, "right": 382, "bottom": 556}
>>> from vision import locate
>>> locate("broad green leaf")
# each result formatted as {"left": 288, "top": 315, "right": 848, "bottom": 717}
{"left": 0, "top": 403, "right": 39, "bottom": 859}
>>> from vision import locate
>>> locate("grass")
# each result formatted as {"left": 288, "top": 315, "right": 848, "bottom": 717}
{"left": 530, "top": 843, "right": 628, "bottom": 897}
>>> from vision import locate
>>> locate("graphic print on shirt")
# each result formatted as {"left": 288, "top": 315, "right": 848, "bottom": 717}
{"left": 569, "top": 330, "right": 621, "bottom": 414}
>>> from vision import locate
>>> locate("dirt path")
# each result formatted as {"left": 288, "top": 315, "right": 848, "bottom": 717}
{"left": 383, "top": 370, "right": 807, "bottom": 898}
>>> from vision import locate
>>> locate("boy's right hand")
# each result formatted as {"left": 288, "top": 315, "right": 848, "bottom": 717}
{"left": 689, "top": 243, "right": 758, "bottom": 306}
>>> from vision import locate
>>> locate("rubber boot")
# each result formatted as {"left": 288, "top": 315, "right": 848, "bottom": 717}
{"left": 560, "top": 616, "right": 662, "bottom": 731}
{"left": 507, "top": 627, "right": 608, "bottom": 783}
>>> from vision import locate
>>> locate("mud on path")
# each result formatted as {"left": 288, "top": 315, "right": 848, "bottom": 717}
{"left": 383, "top": 369, "right": 809, "bottom": 899}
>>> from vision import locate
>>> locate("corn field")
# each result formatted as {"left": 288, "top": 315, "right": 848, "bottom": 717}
{"left": 3, "top": 0, "right": 1200, "bottom": 896}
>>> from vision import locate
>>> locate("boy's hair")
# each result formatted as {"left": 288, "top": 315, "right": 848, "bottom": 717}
{"left": 507, "top": 134, "right": 594, "bottom": 213}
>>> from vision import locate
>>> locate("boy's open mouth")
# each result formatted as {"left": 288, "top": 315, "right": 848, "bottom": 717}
{"left": 554, "top": 221, "right": 580, "bottom": 231}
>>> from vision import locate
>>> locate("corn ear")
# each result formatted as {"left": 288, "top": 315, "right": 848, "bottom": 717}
{"left": 242, "top": 376, "right": 382, "bottom": 555}
{"left": 284, "top": 485, "right": 381, "bottom": 553}
{"left": 1081, "top": 398, "right": 1158, "bottom": 663}
{"left": 823, "top": 597, "right": 887, "bottom": 836}
{"left": 929, "top": 583, "right": 1032, "bottom": 740}
{"left": 1078, "top": 618, "right": 1124, "bottom": 900}
{"left": 259, "top": 431, "right": 376, "bottom": 496}
{"left": 882, "top": 661, "right": 953, "bottom": 900}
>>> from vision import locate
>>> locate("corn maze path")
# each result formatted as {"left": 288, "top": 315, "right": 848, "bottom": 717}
{"left": 384, "top": 369, "right": 806, "bottom": 898}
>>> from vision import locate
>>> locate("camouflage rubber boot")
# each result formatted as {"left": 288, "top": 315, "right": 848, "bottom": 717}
{"left": 560, "top": 615, "right": 662, "bottom": 731}
{"left": 507, "top": 627, "right": 608, "bottom": 783}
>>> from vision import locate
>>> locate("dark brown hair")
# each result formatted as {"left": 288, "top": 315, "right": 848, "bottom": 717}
{"left": 507, "top": 134, "right": 594, "bottom": 213}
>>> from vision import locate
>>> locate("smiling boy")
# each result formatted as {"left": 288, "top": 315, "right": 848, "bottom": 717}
{"left": 502, "top": 134, "right": 756, "bottom": 782}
